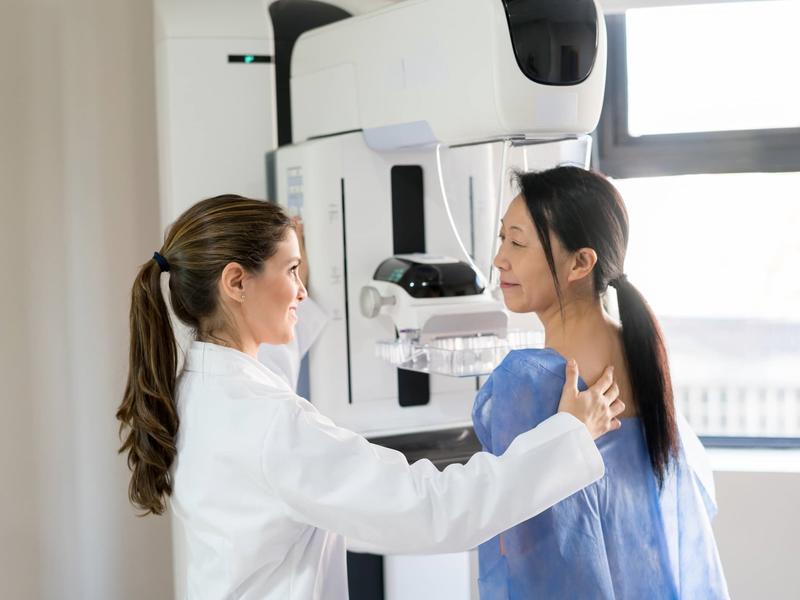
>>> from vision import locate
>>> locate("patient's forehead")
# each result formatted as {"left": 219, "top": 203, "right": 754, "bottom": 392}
{"left": 502, "top": 196, "right": 534, "bottom": 233}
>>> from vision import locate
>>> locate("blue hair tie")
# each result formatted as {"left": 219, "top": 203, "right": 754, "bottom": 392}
{"left": 153, "top": 251, "right": 170, "bottom": 273}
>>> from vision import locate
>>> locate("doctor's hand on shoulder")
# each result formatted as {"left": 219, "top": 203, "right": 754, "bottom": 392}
{"left": 558, "top": 360, "right": 624, "bottom": 439}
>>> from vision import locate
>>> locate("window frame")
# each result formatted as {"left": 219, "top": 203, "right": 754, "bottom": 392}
{"left": 596, "top": 13, "right": 800, "bottom": 448}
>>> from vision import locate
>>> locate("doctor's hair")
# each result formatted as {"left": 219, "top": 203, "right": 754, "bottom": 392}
{"left": 117, "top": 194, "right": 293, "bottom": 515}
{"left": 515, "top": 166, "right": 678, "bottom": 486}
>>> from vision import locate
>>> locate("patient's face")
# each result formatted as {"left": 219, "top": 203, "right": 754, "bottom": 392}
{"left": 493, "top": 195, "right": 570, "bottom": 314}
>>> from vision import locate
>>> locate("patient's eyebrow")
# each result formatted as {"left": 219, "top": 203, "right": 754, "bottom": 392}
{"left": 499, "top": 219, "right": 524, "bottom": 233}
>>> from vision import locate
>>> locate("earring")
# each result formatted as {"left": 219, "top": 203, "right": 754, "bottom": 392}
{"left": 240, "top": 293, "right": 245, "bottom": 303}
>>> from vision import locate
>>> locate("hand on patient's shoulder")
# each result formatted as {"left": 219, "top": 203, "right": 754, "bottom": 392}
{"left": 557, "top": 360, "right": 624, "bottom": 440}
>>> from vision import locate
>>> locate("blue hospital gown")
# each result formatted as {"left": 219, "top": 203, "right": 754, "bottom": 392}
{"left": 472, "top": 349, "right": 729, "bottom": 600}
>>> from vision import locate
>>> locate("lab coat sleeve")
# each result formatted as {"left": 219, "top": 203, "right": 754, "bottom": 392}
{"left": 261, "top": 395, "right": 604, "bottom": 555}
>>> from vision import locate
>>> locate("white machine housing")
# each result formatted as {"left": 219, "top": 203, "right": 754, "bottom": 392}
{"left": 154, "top": 0, "right": 278, "bottom": 225}
{"left": 291, "top": 0, "right": 607, "bottom": 148}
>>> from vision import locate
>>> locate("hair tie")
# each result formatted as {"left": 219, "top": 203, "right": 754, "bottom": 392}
{"left": 609, "top": 273, "right": 628, "bottom": 289}
{"left": 153, "top": 251, "right": 170, "bottom": 273}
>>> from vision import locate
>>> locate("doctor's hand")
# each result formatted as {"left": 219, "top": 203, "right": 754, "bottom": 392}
{"left": 557, "top": 361, "right": 624, "bottom": 440}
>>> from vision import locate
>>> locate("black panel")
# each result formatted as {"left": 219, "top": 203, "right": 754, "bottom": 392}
{"left": 390, "top": 166, "right": 430, "bottom": 408}
{"left": 341, "top": 179, "right": 353, "bottom": 404}
{"left": 398, "top": 370, "right": 430, "bottom": 408}
{"left": 347, "top": 552, "right": 384, "bottom": 600}
{"left": 501, "top": 0, "right": 598, "bottom": 85}
{"left": 390, "top": 166, "right": 426, "bottom": 255}
{"left": 268, "top": 0, "right": 351, "bottom": 146}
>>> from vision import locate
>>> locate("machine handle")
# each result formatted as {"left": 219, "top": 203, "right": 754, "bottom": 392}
{"left": 360, "top": 286, "right": 396, "bottom": 318}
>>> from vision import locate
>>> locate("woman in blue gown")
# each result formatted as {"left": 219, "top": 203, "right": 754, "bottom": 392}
{"left": 473, "top": 167, "right": 729, "bottom": 599}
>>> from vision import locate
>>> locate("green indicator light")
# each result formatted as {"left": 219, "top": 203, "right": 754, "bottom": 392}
{"left": 244, "top": 55, "right": 255, "bottom": 64}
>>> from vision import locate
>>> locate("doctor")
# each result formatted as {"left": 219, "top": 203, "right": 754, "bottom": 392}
{"left": 116, "top": 194, "right": 624, "bottom": 600}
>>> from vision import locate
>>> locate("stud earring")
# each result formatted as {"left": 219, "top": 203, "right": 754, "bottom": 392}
{"left": 240, "top": 293, "right": 245, "bottom": 303}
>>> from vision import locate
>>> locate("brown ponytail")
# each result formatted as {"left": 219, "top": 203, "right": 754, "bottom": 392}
{"left": 116, "top": 258, "right": 179, "bottom": 515}
{"left": 116, "top": 195, "right": 292, "bottom": 515}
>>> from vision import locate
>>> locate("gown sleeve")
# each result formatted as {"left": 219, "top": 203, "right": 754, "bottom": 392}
{"left": 472, "top": 373, "right": 495, "bottom": 453}
{"left": 261, "top": 393, "right": 604, "bottom": 555}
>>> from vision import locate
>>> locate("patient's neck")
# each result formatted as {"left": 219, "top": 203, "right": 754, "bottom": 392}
{"left": 538, "top": 295, "right": 637, "bottom": 417}
{"left": 540, "top": 296, "right": 610, "bottom": 354}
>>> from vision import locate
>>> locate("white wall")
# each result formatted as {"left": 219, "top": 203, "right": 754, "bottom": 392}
{"left": 601, "top": 0, "right": 776, "bottom": 13}
{"left": 0, "top": 0, "right": 173, "bottom": 598}
{"left": 714, "top": 469, "right": 800, "bottom": 600}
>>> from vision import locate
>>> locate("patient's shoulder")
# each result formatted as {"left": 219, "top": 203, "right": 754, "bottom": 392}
{"left": 496, "top": 348, "right": 569, "bottom": 383}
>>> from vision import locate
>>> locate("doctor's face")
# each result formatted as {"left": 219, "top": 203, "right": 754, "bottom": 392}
{"left": 242, "top": 229, "right": 307, "bottom": 345}
{"left": 493, "top": 195, "right": 570, "bottom": 314}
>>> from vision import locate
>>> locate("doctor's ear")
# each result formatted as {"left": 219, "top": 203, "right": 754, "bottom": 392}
{"left": 566, "top": 248, "right": 598, "bottom": 283}
{"left": 219, "top": 262, "right": 248, "bottom": 304}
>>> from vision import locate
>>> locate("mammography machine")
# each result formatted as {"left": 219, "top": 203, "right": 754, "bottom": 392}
{"left": 273, "top": 0, "right": 606, "bottom": 440}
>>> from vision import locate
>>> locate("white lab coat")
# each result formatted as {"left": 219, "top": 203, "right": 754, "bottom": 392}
{"left": 170, "top": 341, "right": 604, "bottom": 600}
{"left": 256, "top": 297, "right": 328, "bottom": 390}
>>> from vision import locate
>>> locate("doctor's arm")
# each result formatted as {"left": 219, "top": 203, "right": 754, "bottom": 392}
{"left": 261, "top": 368, "right": 619, "bottom": 556}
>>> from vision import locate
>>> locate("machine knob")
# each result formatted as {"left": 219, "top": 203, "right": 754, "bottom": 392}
{"left": 360, "top": 286, "right": 396, "bottom": 318}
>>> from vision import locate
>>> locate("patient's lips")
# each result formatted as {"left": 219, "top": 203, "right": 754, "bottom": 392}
{"left": 499, "top": 279, "right": 520, "bottom": 289}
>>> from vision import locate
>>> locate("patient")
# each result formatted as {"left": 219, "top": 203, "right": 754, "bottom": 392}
{"left": 472, "top": 167, "right": 729, "bottom": 599}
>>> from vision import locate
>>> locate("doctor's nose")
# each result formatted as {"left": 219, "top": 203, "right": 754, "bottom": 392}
{"left": 297, "top": 281, "right": 307, "bottom": 302}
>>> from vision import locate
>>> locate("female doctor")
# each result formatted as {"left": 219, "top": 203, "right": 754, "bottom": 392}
{"left": 116, "top": 194, "right": 624, "bottom": 600}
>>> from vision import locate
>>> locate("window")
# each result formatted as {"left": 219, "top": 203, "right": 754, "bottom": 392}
{"left": 597, "top": 4, "right": 800, "bottom": 179}
{"left": 615, "top": 173, "right": 800, "bottom": 444}
{"left": 597, "top": 3, "right": 800, "bottom": 447}
{"left": 626, "top": 2, "right": 800, "bottom": 136}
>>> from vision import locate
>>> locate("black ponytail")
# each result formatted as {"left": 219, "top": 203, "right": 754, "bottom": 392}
{"left": 517, "top": 167, "right": 678, "bottom": 485}
{"left": 611, "top": 276, "right": 677, "bottom": 485}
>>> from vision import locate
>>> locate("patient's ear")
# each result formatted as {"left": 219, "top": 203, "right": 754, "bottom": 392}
{"left": 566, "top": 248, "right": 597, "bottom": 283}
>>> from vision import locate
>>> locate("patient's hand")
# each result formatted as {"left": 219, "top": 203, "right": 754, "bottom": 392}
{"left": 557, "top": 360, "right": 624, "bottom": 440}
